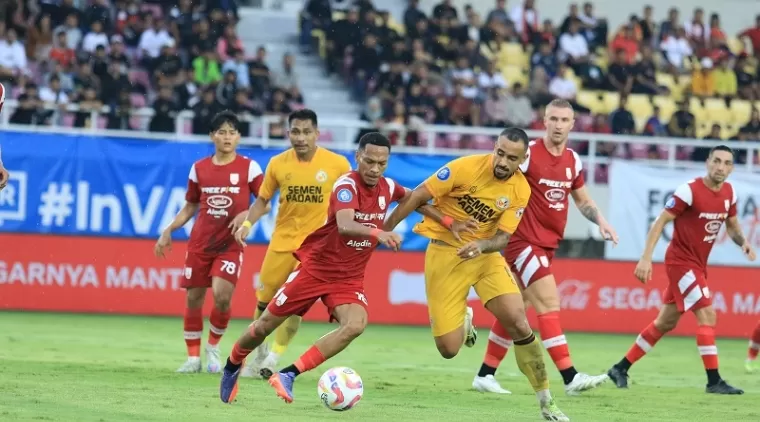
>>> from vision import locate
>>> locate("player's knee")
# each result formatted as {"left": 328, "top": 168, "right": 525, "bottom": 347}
{"left": 653, "top": 316, "right": 678, "bottom": 333}
{"left": 186, "top": 289, "right": 205, "bottom": 308}
{"left": 504, "top": 317, "right": 532, "bottom": 340}
{"left": 255, "top": 314, "right": 282, "bottom": 337}
{"left": 338, "top": 319, "right": 366, "bottom": 341}
{"left": 213, "top": 297, "right": 231, "bottom": 312}
{"left": 435, "top": 341, "right": 460, "bottom": 359}
{"left": 694, "top": 306, "right": 717, "bottom": 326}
{"left": 528, "top": 278, "right": 560, "bottom": 313}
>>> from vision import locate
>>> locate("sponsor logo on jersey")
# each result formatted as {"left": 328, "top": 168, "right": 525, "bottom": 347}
{"left": 457, "top": 194, "right": 496, "bottom": 223}
{"left": 230, "top": 173, "right": 239, "bottom": 185}
{"left": 316, "top": 170, "right": 328, "bottom": 183}
{"left": 538, "top": 178, "right": 573, "bottom": 189}
{"left": 355, "top": 212, "right": 385, "bottom": 222}
{"left": 337, "top": 188, "right": 353, "bottom": 203}
{"left": 286, "top": 185, "right": 324, "bottom": 203}
{"left": 705, "top": 220, "right": 723, "bottom": 234}
{"left": 436, "top": 166, "right": 451, "bottom": 181}
{"left": 545, "top": 188, "right": 566, "bottom": 202}
{"left": 495, "top": 197, "right": 509, "bottom": 210}
{"left": 379, "top": 196, "right": 386, "bottom": 210}
{"left": 201, "top": 186, "right": 241, "bottom": 194}
{"left": 347, "top": 239, "right": 373, "bottom": 249}
{"left": 207, "top": 195, "right": 233, "bottom": 209}
{"left": 698, "top": 212, "right": 728, "bottom": 219}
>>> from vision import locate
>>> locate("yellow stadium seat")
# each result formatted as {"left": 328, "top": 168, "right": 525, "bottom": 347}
{"left": 332, "top": 11, "right": 345, "bottom": 20}
{"left": 498, "top": 43, "right": 529, "bottom": 68}
{"left": 696, "top": 122, "right": 710, "bottom": 138}
{"left": 704, "top": 98, "right": 731, "bottom": 126}
{"left": 732, "top": 100, "right": 753, "bottom": 125}
{"left": 627, "top": 94, "right": 654, "bottom": 119}
{"left": 480, "top": 44, "right": 494, "bottom": 60}
{"left": 501, "top": 65, "right": 528, "bottom": 87}
{"left": 602, "top": 91, "right": 621, "bottom": 113}
{"left": 720, "top": 125, "right": 736, "bottom": 140}
{"left": 577, "top": 90, "right": 605, "bottom": 114}
{"left": 689, "top": 97, "right": 708, "bottom": 121}
{"left": 634, "top": 116, "right": 647, "bottom": 133}
{"left": 653, "top": 95, "right": 676, "bottom": 121}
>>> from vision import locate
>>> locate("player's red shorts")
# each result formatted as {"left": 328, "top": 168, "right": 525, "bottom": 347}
{"left": 181, "top": 250, "right": 243, "bottom": 288}
{"left": 663, "top": 265, "right": 712, "bottom": 313}
{"left": 504, "top": 240, "right": 556, "bottom": 289}
{"left": 266, "top": 268, "right": 368, "bottom": 321}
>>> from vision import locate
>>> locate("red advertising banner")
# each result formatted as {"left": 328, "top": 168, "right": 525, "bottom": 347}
{"left": 1, "top": 234, "right": 759, "bottom": 338}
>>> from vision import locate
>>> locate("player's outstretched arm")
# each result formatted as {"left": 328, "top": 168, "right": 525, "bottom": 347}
{"left": 571, "top": 186, "right": 619, "bottom": 245}
{"left": 337, "top": 209, "right": 401, "bottom": 250}
{"left": 726, "top": 216, "right": 756, "bottom": 261}
{"left": 384, "top": 186, "right": 433, "bottom": 231}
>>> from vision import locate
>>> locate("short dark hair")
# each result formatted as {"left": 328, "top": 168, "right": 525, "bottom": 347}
{"left": 709, "top": 145, "right": 735, "bottom": 158}
{"left": 209, "top": 110, "right": 240, "bottom": 133}
{"left": 288, "top": 109, "right": 318, "bottom": 127}
{"left": 498, "top": 127, "right": 530, "bottom": 148}
{"left": 358, "top": 132, "right": 392, "bottom": 152}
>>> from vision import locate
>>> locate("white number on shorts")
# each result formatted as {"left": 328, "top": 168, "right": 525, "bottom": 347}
{"left": 220, "top": 260, "right": 237, "bottom": 275}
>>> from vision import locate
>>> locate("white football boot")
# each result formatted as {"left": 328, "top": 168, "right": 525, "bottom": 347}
{"left": 538, "top": 391, "right": 570, "bottom": 421}
{"left": 205, "top": 344, "right": 222, "bottom": 373}
{"left": 472, "top": 375, "right": 512, "bottom": 394}
{"left": 564, "top": 372, "right": 608, "bottom": 396}
{"left": 176, "top": 356, "right": 202, "bottom": 373}
{"left": 240, "top": 342, "right": 269, "bottom": 378}
{"left": 464, "top": 307, "right": 478, "bottom": 347}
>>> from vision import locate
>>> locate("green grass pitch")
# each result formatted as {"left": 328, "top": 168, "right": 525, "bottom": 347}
{"left": 1, "top": 312, "right": 758, "bottom": 421}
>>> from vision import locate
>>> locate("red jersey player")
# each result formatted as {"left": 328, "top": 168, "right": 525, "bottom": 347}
{"left": 473, "top": 99, "right": 619, "bottom": 396}
{"left": 219, "top": 133, "right": 454, "bottom": 405}
{"left": 746, "top": 322, "right": 760, "bottom": 373}
{"left": 154, "top": 111, "right": 263, "bottom": 374}
{"left": 607, "top": 145, "right": 755, "bottom": 394}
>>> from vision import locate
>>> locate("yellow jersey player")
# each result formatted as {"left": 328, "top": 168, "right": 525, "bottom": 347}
{"left": 232, "top": 109, "right": 351, "bottom": 379}
{"left": 385, "top": 128, "right": 569, "bottom": 422}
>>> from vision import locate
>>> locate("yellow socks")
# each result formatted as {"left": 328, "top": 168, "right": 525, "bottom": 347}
{"left": 272, "top": 315, "right": 302, "bottom": 355}
{"left": 514, "top": 333, "right": 550, "bottom": 393}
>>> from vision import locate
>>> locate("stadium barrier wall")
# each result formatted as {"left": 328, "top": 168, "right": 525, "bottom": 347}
{"left": 1, "top": 234, "right": 758, "bottom": 338}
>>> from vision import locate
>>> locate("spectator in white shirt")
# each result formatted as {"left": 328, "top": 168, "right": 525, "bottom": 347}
{"left": 138, "top": 16, "right": 175, "bottom": 59}
{"left": 549, "top": 63, "right": 578, "bottom": 100}
{"left": 558, "top": 21, "right": 590, "bottom": 69}
{"left": 660, "top": 27, "right": 693, "bottom": 72}
{"left": 82, "top": 21, "right": 109, "bottom": 53}
{"left": 478, "top": 61, "right": 507, "bottom": 91}
{"left": 450, "top": 56, "right": 479, "bottom": 99}
{"left": 39, "top": 75, "right": 70, "bottom": 106}
{"left": 509, "top": 0, "right": 539, "bottom": 43}
{"left": 0, "top": 29, "right": 28, "bottom": 78}
{"left": 54, "top": 13, "right": 82, "bottom": 50}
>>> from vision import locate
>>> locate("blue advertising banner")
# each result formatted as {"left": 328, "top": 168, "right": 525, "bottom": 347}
{"left": 0, "top": 132, "right": 459, "bottom": 250}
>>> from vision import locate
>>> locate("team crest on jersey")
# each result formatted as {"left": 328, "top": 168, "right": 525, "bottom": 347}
{"left": 230, "top": 173, "right": 239, "bottom": 185}
{"left": 665, "top": 196, "right": 676, "bottom": 208}
{"left": 316, "top": 170, "right": 328, "bottom": 183}
{"left": 378, "top": 196, "right": 386, "bottom": 210}
{"left": 515, "top": 207, "right": 524, "bottom": 218}
{"left": 565, "top": 168, "right": 572, "bottom": 179}
{"left": 724, "top": 200, "right": 729, "bottom": 211}
{"left": 495, "top": 197, "right": 509, "bottom": 210}
{"left": 337, "top": 188, "right": 353, "bottom": 203}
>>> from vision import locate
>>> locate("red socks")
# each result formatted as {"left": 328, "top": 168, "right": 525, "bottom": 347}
{"left": 625, "top": 321, "right": 664, "bottom": 365}
{"left": 208, "top": 307, "right": 231, "bottom": 346}
{"left": 483, "top": 320, "right": 513, "bottom": 368}
{"left": 230, "top": 342, "right": 253, "bottom": 365}
{"left": 748, "top": 322, "right": 760, "bottom": 360}
{"left": 696, "top": 325, "right": 719, "bottom": 370}
{"left": 294, "top": 345, "right": 326, "bottom": 374}
{"left": 537, "top": 311, "right": 573, "bottom": 370}
{"left": 183, "top": 307, "right": 203, "bottom": 358}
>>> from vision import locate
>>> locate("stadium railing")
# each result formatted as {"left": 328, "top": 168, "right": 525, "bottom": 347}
{"left": 3, "top": 99, "right": 759, "bottom": 186}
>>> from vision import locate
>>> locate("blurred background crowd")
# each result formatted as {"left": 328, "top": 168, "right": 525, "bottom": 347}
{"left": 2, "top": 0, "right": 760, "bottom": 167}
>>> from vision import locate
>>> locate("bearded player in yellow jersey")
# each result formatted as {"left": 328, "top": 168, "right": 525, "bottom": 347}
{"left": 232, "top": 109, "right": 351, "bottom": 379}
{"left": 385, "top": 128, "right": 569, "bottom": 422}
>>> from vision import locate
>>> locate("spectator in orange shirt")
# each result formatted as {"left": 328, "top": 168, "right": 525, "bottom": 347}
{"left": 708, "top": 14, "right": 727, "bottom": 46}
{"left": 610, "top": 24, "right": 639, "bottom": 64}
{"left": 691, "top": 57, "right": 716, "bottom": 98}
{"left": 49, "top": 31, "right": 75, "bottom": 68}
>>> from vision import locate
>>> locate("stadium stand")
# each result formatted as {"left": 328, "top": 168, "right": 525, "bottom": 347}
{"left": 2, "top": 0, "right": 760, "bottom": 176}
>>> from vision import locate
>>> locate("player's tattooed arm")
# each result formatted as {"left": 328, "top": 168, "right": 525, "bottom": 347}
{"left": 475, "top": 229, "right": 512, "bottom": 254}
{"left": 726, "top": 216, "right": 747, "bottom": 247}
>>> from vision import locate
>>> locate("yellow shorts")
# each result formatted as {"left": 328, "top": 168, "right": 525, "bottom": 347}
{"left": 257, "top": 248, "right": 299, "bottom": 302}
{"left": 424, "top": 241, "right": 520, "bottom": 337}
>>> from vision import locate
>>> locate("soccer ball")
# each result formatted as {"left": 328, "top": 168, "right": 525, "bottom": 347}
{"left": 317, "top": 367, "right": 363, "bottom": 411}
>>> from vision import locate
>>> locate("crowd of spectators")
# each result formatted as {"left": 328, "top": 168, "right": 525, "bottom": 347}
{"left": 1, "top": 0, "right": 305, "bottom": 137}
{"left": 301, "top": 0, "right": 760, "bottom": 157}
